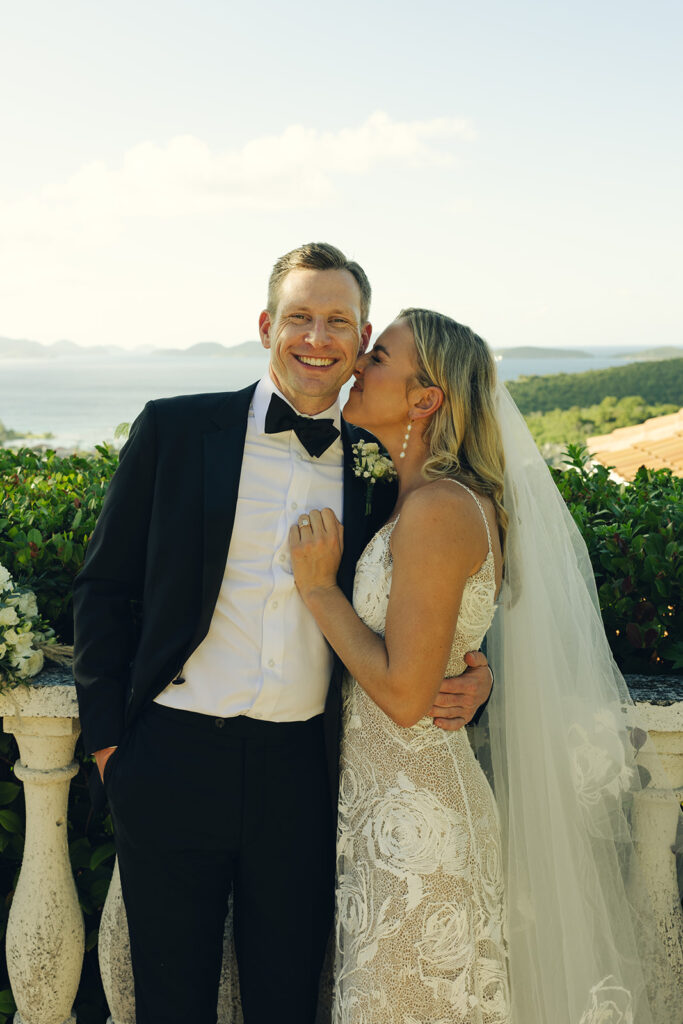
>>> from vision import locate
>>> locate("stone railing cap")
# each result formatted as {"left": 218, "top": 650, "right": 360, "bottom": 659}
{"left": 625, "top": 674, "right": 683, "bottom": 706}
{"left": 0, "top": 666, "right": 78, "bottom": 719}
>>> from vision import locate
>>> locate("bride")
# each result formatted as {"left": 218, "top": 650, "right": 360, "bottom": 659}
{"left": 290, "top": 309, "right": 676, "bottom": 1024}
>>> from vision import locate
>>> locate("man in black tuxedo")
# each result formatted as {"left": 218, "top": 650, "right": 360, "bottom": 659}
{"left": 73, "top": 242, "right": 492, "bottom": 1024}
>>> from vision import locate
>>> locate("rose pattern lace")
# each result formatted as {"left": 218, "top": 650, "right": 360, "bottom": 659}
{"left": 333, "top": 484, "right": 511, "bottom": 1024}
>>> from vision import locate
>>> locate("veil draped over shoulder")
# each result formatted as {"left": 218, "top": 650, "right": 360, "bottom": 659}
{"left": 474, "top": 383, "right": 682, "bottom": 1024}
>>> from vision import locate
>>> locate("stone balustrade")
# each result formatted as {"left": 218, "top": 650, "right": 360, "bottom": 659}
{"left": 1, "top": 670, "right": 681, "bottom": 1024}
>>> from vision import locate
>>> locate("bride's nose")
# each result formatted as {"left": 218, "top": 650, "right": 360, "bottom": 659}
{"left": 354, "top": 353, "right": 368, "bottom": 376}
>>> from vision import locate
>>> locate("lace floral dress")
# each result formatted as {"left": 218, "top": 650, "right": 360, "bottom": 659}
{"left": 333, "top": 484, "right": 511, "bottom": 1024}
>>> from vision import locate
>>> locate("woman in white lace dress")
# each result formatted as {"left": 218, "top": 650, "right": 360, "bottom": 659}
{"left": 292, "top": 311, "right": 510, "bottom": 1023}
{"left": 291, "top": 310, "right": 678, "bottom": 1024}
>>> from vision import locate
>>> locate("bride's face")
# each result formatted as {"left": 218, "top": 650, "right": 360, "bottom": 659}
{"left": 343, "top": 319, "right": 419, "bottom": 435}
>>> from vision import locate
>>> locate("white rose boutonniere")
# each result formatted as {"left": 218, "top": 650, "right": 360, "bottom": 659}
{"left": 352, "top": 440, "right": 397, "bottom": 515}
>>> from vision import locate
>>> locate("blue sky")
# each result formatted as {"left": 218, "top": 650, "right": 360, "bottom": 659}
{"left": 1, "top": 0, "right": 681, "bottom": 350}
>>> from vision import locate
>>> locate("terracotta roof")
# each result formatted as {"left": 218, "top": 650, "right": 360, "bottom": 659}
{"left": 587, "top": 409, "right": 683, "bottom": 481}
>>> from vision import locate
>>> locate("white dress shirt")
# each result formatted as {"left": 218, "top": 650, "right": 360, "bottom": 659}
{"left": 155, "top": 375, "right": 344, "bottom": 721}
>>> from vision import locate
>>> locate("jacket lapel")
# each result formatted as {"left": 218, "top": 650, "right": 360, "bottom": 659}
{"left": 192, "top": 382, "right": 257, "bottom": 648}
{"left": 338, "top": 421, "right": 372, "bottom": 600}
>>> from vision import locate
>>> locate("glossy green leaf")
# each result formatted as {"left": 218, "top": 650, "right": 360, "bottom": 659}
{"left": 0, "top": 783, "right": 20, "bottom": 806}
{"left": 0, "top": 810, "right": 23, "bottom": 834}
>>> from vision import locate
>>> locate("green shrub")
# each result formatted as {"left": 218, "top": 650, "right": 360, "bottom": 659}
{"left": 552, "top": 446, "right": 682, "bottom": 674}
{"left": 0, "top": 447, "right": 118, "bottom": 643}
{"left": 2, "top": 442, "right": 681, "bottom": 671}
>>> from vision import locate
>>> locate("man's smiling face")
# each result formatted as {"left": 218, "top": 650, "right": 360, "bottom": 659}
{"left": 259, "top": 267, "right": 371, "bottom": 416}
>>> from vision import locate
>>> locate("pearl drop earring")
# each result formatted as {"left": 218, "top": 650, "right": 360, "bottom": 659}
{"left": 399, "top": 420, "right": 412, "bottom": 459}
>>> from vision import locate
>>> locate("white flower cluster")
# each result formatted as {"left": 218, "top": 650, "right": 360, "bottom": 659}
{"left": 0, "top": 563, "right": 47, "bottom": 687}
{"left": 351, "top": 440, "right": 397, "bottom": 486}
{"left": 352, "top": 441, "right": 397, "bottom": 514}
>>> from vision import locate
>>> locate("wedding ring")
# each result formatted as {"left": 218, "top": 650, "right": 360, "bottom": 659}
{"left": 299, "top": 517, "right": 311, "bottom": 528}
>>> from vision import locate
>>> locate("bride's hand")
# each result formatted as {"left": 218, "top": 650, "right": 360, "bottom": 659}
{"left": 290, "top": 508, "right": 344, "bottom": 601}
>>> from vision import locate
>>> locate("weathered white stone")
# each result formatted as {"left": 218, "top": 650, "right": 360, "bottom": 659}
{"left": 216, "top": 897, "right": 243, "bottom": 1024}
{"left": 98, "top": 859, "right": 135, "bottom": 1024}
{"left": 631, "top": 700, "right": 683, "bottom": 1021}
{"left": 0, "top": 670, "right": 79, "bottom": 721}
{"left": 2, "top": 670, "right": 83, "bottom": 1024}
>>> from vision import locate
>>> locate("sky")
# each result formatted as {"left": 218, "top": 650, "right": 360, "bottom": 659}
{"left": 1, "top": 0, "right": 681, "bottom": 351}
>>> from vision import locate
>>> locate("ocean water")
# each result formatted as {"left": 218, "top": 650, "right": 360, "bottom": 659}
{"left": 0, "top": 348, "right": 641, "bottom": 450}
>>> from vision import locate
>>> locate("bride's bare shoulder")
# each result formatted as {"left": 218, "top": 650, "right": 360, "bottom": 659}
{"left": 402, "top": 478, "right": 490, "bottom": 520}
{"left": 393, "top": 480, "right": 486, "bottom": 545}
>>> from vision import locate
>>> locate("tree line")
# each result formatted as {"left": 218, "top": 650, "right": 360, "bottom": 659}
{"left": 507, "top": 357, "right": 683, "bottom": 414}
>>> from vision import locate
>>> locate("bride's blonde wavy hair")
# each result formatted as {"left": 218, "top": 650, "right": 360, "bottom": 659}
{"left": 398, "top": 308, "right": 508, "bottom": 554}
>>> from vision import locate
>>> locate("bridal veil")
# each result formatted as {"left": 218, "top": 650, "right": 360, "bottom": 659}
{"left": 474, "top": 383, "right": 682, "bottom": 1024}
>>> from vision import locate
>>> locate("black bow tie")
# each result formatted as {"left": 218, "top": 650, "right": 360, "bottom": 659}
{"left": 264, "top": 393, "right": 340, "bottom": 458}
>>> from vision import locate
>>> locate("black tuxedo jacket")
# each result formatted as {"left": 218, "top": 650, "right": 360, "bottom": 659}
{"left": 73, "top": 383, "right": 397, "bottom": 797}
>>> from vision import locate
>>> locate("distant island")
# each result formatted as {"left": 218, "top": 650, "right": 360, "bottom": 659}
{"left": 0, "top": 336, "right": 265, "bottom": 359}
{"left": 494, "top": 346, "right": 592, "bottom": 359}
{"left": 0, "top": 336, "right": 140, "bottom": 358}
{"left": 153, "top": 340, "right": 265, "bottom": 358}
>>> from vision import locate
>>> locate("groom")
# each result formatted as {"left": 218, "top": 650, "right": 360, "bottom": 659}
{"left": 73, "top": 242, "right": 492, "bottom": 1024}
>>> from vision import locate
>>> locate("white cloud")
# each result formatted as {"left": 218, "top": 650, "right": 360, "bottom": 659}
{"left": 0, "top": 112, "right": 473, "bottom": 246}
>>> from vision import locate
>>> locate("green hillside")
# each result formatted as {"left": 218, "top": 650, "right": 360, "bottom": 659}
{"left": 524, "top": 396, "right": 677, "bottom": 446}
{"left": 506, "top": 357, "right": 683, "bottom": 414}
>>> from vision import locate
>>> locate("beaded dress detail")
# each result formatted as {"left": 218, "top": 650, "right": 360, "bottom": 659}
{"left": 333, "top": 482, "right": 511, "bottom": 1024}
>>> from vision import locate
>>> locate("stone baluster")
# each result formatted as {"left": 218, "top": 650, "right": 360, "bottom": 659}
{"left": 631, "top": 697, "right": 683, "bottom": 1021}
{"left": 98, "top": 859, "right": 135, "bottom": 1024}
{"left": 0, "top": 670, "right": 84, "bottom": 1024}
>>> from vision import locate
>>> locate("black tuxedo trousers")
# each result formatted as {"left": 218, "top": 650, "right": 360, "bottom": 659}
{"left": 107, "top": 703, "right": 334, "bottom": 1024}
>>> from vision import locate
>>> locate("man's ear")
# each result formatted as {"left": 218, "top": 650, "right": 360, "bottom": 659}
{"left": 412, "top": 386, "right": 444, "bottom": 421}
{"left": 259, "top": 310, "right": 272, "bottom": 350}
{"left": 359, "top": 322, "right": 372, "bottom": 354}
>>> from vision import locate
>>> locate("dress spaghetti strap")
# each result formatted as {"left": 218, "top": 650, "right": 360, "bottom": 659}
{"left": 445, "top": 479, "right": 493, "bottom": 555}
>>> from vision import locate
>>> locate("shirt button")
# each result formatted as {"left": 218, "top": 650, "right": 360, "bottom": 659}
{"left": 272, "top": 600, "right": 279, "bottom": 609}
{"left": 291, "top": 502, "right": 298, "bottom": 510}
{"left": 268, "top": 658, "right": 275, "bottom": 668}
{"left": 279, "top": 553, "right": 286, "bottom": 563}
{"left": 215, "top": 718, "right": 225, "bottom": 729}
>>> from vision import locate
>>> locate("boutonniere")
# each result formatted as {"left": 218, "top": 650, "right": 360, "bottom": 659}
{"left": 352, "top": 440, "right": 397, "bottom": 515}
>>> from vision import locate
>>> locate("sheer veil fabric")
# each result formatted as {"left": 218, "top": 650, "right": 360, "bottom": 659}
{"left": 472, "top": 384, "right": 682, "bottom": 1023}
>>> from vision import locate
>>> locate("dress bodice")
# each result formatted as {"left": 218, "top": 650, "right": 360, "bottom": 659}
{"left": 352, "top": 484, "right": 498, "bottom": 680}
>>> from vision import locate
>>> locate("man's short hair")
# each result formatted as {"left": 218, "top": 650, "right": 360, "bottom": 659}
{"left": 267, "top": 242, "right": 371, "bottom": 325}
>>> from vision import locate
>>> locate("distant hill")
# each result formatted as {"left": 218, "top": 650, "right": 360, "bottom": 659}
{"left": 154, "top": 340, "right": 263, "bottom": 357}
{"left": 495, "top": 346, "right": 591, "bottom": 359}
{"left": 506, "top": 357, "right": 683, "bottom": 414}
{"left": 619, "top": 346, "right": 683, "bottom": 361}
{"left": 226, "top": 340, "right": 264, "bottom": 357}
{"left": 0, "top": 336, "right": 263, "bottom": 358}
{"left": 0, "top": 336, "right": 132, "bottom": 358}
{"left": 0, "top": 336, "right": 48, "bottom": 358}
